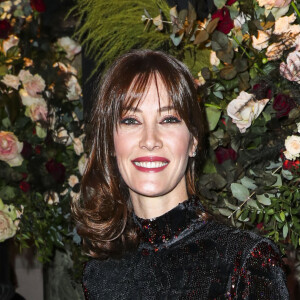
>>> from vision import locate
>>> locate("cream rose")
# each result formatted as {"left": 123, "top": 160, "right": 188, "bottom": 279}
{"left": 25, "top": 98, "right": 48, "bottom": 122}
{"left": 57, "top": 37, "right": 81, "bottom": 60}
{"left": 210, "top": 51, "right": 220, "bottom": 67}
{"left": 274, "top": 14, "right": 296, "bottom": 35}
{"left": 280, "top": 51, "right": 300, "bottom": 84}
{"left": 19, "top": 88, "right": 45, "bottom": 107}
{"left": 0, "top": 210, "right": 17, "bottom": 242}
{"left": 252, "top": 30, "right": 271, "bottom": 50}
{"left": 284, "top": 135, "right": 300, "bottom": 161}
{"left": 53, "top": 62, "right": 77, "bottom": 75}
{"left": 1, "top": 74, "right": 20, "bottom": 90}
{"left": 73, "top": 138, "right": 84, "bottom": 156}
{"left": 44, "top": 192, "right": 59, "bottom": 205}
{"left": 68, "top": 175, "right": 79, "bottom": 187}
{"left": 227, "top": 91, "right": 269, "bottom": 133}
{"left": 53, "top": 127, "right": 73, "bottom": 146}
{"left": 78, "top": 154, "right": 88, "bottom": 176}
{"left": 0, "top": 131, "right": 23, "bottom": 167}
{"left": 257, "top": 0, "right": 291, "bottom": 9}
{"left": 66, "top": 75, "right": 82, "bottom": 101}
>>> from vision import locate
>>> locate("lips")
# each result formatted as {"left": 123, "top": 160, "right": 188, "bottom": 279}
{"left": 131, "top": 156, "right": 169, "bottom": 173}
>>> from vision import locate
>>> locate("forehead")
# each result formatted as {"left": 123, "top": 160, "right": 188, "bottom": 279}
{"left": 124, "top": 76, "right": 173, "bottom": 112}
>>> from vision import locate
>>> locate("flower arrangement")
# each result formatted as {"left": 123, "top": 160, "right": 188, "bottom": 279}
{"left": 0, "top": 0, "right": 84, "bottom": 263}
{"left": 141, "top": 0, "right": 300, "bottom": 253}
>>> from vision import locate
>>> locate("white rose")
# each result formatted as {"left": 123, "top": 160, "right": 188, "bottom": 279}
{"left": 210, "top": 51, "right": 220, "bottom": 67}
{"left": 66, "top": 75, "right": 82, "bottom": 100}
{"left": 285, "top": 135, "right": 300, "bottom": 159}
{"left": 227, "top": 91, "right": 269, "bottom": 133}
{"left": 2, "top": 35, "right": 19, "bottom": 55}
{"left": 1, "top": 74, "right": 20, "bottom": 90}
{"left": 234, "top": 12, "right": 248, "bottom": 29}
{"left": 252, "top": 30, "right": 271, "bottom": 51}
{"left": 78, "top": 154, "right": 88, "bottom": 176}
{"left": 57, "top": 37, "right": 81, "bottom": 60}
{"left": 44, "top": 192, "right": 59, "bottom": 205}
{"left": 68, "top": 175, "right": 79, "bottom": 187}
{"left": 0, "top": 210, "right": 17, "bottom": 242}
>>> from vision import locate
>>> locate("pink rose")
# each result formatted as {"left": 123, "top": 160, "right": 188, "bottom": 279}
{"left": 0, "top": 131, "right": 23, "bottom": 167}
{"left": 257, "top": 0, "right": 291, "bottom": 10}
{"left": 280, "top": 51, "right": 300, "bottom": 84}
{"left": 18, "top": 70, "right": 46, "bottom": 97}
{"left": 227, "top": 91, "right": 269, "bottom": 133}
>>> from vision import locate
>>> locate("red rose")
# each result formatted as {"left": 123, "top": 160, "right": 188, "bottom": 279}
{"left": 0, "top": 20, "right": 11, "bottom": 39}
{"left": 252, "top": 81, "right": 272, "bottom": 100}
{"left": 215, "top": 146, "right": 237, "bottom": 164}
{"left": 212, "top": 7, "right": 234, "bottom": 35}
{"left": 273, "top": 94, "right": 296, "bottom": 118}
{"left": 20, "top": 181, "right": 30, "bottom": 193}
{"left": 45, "top": 159, "right": 66, "bottom": 183}
{"left": 30, "top": 0, "right": 46, "bottom": 12}
{"left": 21, "top": 141, "right": 33, "bottom": 159}
{"left": 35, "top": 145, "right": 42, "bottom": 155}
{"left": 283, "top": 159, "right": 300, "bottom": 171}
{"left": 226, "top": 0, "right": 237, "bottom": 5}
{"left": 256, "top": 223, "right": 264, "bottom": 230}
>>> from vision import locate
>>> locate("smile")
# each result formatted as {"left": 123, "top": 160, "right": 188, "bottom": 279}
{"left": 131, "top": 156, "right": 169, "bottom": 173}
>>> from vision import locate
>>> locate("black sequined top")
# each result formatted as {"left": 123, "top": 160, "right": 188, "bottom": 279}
{"left": 82, "top": 196, "right": 289, "bottom": 299}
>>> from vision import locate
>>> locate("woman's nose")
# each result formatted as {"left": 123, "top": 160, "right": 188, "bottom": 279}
{"left": 139, "top": 125, "right": 163, "bottom": 151}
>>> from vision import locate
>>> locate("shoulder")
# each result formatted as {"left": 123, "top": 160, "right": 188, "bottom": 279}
{"left": 82, "top": 254, "right": 135, "bottom": 299}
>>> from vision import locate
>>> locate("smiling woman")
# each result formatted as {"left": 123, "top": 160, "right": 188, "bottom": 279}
{"left": 72, "top": 50, "right": 289, "bottom": 299}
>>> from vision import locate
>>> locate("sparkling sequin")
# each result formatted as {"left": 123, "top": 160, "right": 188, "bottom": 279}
{"left": 82, "top": 196, "right": 289, "bottom": 299}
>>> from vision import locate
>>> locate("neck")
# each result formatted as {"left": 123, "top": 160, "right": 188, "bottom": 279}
{"left": 130, "top": 178, "right": 188, "bottom": 219}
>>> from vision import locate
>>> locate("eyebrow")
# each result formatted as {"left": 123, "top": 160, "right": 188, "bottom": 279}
{"left": 124, "top": 105, "right": 175, "bottom": 113}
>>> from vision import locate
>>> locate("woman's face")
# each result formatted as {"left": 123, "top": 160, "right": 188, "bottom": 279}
{"left": 113, "top": 77, "right": 196, "bottom": 202}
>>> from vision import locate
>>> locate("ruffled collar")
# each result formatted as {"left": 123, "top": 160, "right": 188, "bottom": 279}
{"left": 133, "top": 196, "right": 206, "bottom": 253}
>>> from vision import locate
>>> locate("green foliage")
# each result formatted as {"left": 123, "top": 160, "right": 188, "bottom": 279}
{"left": 71, "top": 0, "right": 172, "bottom": 76}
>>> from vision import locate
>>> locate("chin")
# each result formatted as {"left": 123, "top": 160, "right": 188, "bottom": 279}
{"left": 131, "top": 183, "right": 167, "bottom": 197}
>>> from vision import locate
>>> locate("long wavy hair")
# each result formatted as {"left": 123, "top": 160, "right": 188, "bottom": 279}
{"left": 72, "top": 49, "right": 208, "bottom": 259}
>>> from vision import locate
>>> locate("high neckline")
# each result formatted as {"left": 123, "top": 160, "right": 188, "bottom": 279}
{"left": 133, "top": 195, "right": 206, "bottom": 252}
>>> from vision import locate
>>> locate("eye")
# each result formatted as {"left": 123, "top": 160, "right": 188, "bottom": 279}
{"left": 120, "top": 117, "right": 140, "bottom": 125}
{"left": 161, "top": 116, "right": 181, "bottom": 124}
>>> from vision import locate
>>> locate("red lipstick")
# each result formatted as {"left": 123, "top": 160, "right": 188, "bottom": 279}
{"left": 131, "top": 156, "right": 169, "bottom": 173}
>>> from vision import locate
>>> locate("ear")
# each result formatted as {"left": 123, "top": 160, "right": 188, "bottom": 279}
{"left": 189, "top": 136, "right": 198, "bottom": 157}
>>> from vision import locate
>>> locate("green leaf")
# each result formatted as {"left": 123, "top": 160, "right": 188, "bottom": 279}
{"left": 240, "top": 176, "right": 257, "bottom": 190}
{"left": 231, "top": 183, "right": 250, "bottom": 202}
{"left": 283, "top": 223, "right": 288, "bottom": 239}
{"left": 280, "top": 211, "right": 285, "bottom": 222}
{"left": 213, "top": 0, "right": 226, "bottom": 9}
{"left": 203, "top": 159, "right": 217, "bottom": 174}
{"left": 219, "top": 208, "right": 232, "bottom": 217}
{"left": 205, "top": 107, "right": 221, "bottom": 131}
{"left": 213, "top": 91, "right": 223, "bottom": 99}
{"left": 257, "top": 194, "right": 272, "bottom": 206}
{"left": 220, "top": 65, "right": 237, "bottom": 80}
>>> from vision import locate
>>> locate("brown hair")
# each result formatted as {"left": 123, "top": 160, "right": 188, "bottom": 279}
{"left": 72, "top": 49, "right": 208, "bottom": 258}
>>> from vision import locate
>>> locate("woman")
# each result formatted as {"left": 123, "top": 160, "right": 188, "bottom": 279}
{"left": 73, "top": 50, "right": 289, "bottom": 299}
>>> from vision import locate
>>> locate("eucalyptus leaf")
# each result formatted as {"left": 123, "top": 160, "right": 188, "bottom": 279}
{"left": 257, "top": 193, "right": 273, "bottom": 206}
{"left": 213, "top": 0, "right": 226, "bottom": 9}
{"left": 281, "top": 169, "right": 293, "bottom": 180}
{"left": 170, "top": 33, "right": 184, "bottom": 46}
{"left": 231, "top": 183, "right": 250, "bottom": 202}
{"left": 213, "top": 91, "right": 223, "bottom": 99}
{"left": 219, "top": 208, "right": 232, "bottom": 217}
{"left": 240, "top": 176, "right": 257, "bottom": 190}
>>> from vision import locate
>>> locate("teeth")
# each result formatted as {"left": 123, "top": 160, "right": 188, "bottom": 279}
{"left": 134, "top": 161, "right": 168, "bottom": 168}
